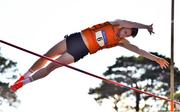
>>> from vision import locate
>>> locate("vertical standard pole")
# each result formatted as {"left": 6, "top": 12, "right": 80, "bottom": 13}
{"left": 170, "top": 0, "right": 175, "bottom": 111}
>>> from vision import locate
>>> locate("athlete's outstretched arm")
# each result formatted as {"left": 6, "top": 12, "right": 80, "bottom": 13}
{"left": 119, "top": 40, "right": 169, "bottom": 69}
{"left": 110, "top": 19, "right": 154, "bottom": 34}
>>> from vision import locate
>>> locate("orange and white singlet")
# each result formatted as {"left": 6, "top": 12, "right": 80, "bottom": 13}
{"left": 81, "top": 22, "right": 121, "bottom": 54}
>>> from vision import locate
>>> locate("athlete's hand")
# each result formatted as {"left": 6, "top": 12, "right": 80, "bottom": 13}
{"left": 155, "top": 57, "right": 169, "bottom": 69}
{"left": 147, "top": 24, "right": 155, "bottom": 35}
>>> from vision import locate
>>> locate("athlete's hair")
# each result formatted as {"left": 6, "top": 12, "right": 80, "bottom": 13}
{"left": 131, "top": 28, "right": 138, "bottom": 37}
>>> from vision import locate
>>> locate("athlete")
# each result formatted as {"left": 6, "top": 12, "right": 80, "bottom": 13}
{"left": 10, "top": 19, "right": 169, "bottom": 92}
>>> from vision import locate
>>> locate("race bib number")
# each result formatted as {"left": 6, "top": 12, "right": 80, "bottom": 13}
{"left": 95, "top": 30, "right": 108, "bottom": 47}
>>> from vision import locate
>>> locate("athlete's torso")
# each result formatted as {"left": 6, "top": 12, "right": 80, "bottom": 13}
{"left": 81, "top": 21, "right": 124, "bottom": 54}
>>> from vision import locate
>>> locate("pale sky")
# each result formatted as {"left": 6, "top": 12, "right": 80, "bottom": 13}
{"left": 0, "top": 0, "right": 180, "bottom": 112}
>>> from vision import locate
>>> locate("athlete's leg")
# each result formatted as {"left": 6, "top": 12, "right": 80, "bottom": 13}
{"left": 29, "top": 39, "right": 67, "bottom": 73}
{"left": 31, "top": 52, "right": 74, "bottom": 81}
{"left": 10, "top": 32, "right": 89, "bottom": 92}
{"left": 10, "top": 52, "right": 74, "bottom": 92}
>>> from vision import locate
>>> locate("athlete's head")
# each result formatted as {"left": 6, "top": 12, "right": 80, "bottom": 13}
{"left": 118, "top": 28, "right": 138, "bottom": 38}
{"left": 131, "top": 28, "right": 138, "bottom": 37}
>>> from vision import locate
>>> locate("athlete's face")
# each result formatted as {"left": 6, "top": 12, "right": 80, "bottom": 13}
{"left": 118, "top": 28, "right": 132, "bottom": 38}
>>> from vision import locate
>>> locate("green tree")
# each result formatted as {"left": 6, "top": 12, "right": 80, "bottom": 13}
{"left": 89, "top": 52, "right": 180, "bottom": 112}
{"left": 175, "top": 93, "right": 180, "bottom": 110}
{"left": 0, "top": 51, "right": 18, "bottom": 106}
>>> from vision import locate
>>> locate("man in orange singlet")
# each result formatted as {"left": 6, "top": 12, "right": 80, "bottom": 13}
{"left": 10, "top": 19, "right": 169, "bottom": 92}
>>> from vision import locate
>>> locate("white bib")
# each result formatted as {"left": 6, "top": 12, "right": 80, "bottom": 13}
{"left": 95, "top": 30, "right": 108, "bottom": 47}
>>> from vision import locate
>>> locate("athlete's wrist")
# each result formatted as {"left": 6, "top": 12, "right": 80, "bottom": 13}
{"left": 155, "top": 57, "right": 161, "bottom": 63}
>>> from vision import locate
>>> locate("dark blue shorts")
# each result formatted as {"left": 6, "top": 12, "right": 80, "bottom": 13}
{"left": 65, "top": 32, "right": 89, "bottom": 62}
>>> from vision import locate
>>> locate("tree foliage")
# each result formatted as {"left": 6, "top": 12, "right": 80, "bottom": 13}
{"left": 89, "top": 52, "right": 180, "bottom": 112}
{"left": 0, "top": 51, "right": 18, "bottom": 106}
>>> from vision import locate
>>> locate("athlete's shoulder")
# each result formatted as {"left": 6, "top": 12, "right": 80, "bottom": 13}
{"left": 109, "top": 19, "right": 123, "bottom": 25}
{"left": 108, "top": 20, "right": 124, "bottom": 28}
